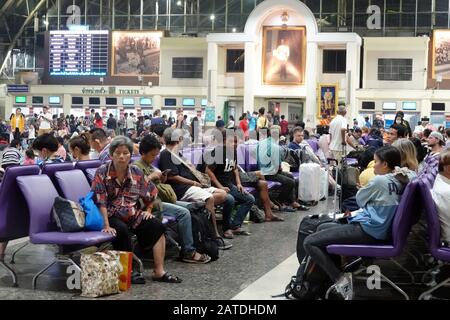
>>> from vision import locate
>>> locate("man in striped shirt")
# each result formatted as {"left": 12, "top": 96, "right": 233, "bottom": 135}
{"left": 1, "top": 139, "right": 22, "bottom": 170}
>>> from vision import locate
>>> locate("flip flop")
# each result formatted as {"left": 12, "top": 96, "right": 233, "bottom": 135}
{"left": 222, "top": 230, "right": 234, "bottom": 239}
{"left": 152, "top": 272, "right": 182, "bottom": 283}
{"left": 182, "top": 252, "right": 211, "bottom": 264}
{"left": 232, "top": 229, "right": 251, "bottom": 236}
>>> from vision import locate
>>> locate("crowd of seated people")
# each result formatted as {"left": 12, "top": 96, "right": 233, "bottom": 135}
{"left": 1, "top": 105, "right": 450, "bottom": 299}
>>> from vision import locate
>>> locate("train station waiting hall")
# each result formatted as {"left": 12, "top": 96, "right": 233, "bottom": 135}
{"left": 0, "top": 0, "right": 450, "bottom": 303}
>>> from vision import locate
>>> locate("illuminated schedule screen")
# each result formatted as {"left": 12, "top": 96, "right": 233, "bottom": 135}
{"left": 49, "top": 30, "right": 108, "bottom": 76}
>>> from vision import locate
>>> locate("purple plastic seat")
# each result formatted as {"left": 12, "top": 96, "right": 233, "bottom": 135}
{"left": 74, "top": 160, "right": 102, "bottom": 181}
{"left": 16, "top": 174, "right": 114, "bottom": 289}
{"left": 246, "top": 144, "right": 259, "bottom": 172}
{"left": 358, "top": 137, "right": 366, "bottom": 146}
{"left": 0, "top": 165, "right": 41, "bottom": 286}
{"left": 326, "top": 180, "right": 420, "bottom": 300}
{"left": 345, "top": 158, "right": 359, "bottom": 167}
{"left": 417, "top": 179, "right": 450, "bottom": 299}
{"left": 86, "top": 168, "right": 98, "bottom": 183}
{"left": 306, "top": 139, "right": 319, "bottom": 153}
{"left": 244, "top": 186, "right": 257, "bottom": 194}
{"left": 55, "top": 170, "right": 91, "bottom": 202}
{"left": 42, "top": 162, "right": 75, "bottom": 194}
{"left": 17, "top": 175, "right": 114, "bottom": 289}
{"left": 266, "top": 180, "right": 282, "bottom": 189}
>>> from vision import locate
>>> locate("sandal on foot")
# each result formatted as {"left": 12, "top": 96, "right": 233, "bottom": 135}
{"left": 152, "top": 273, "right": 182, "bottom": 283}
{"left": 222, "top": 229, "right": 234, "bottom": 239}
{"left": 265, "top": 215, "right": 284, "bottom": 222}
{"left": 232, "top": 228, "right": 251, "bottom": 236}
{"left": 182, "top": 252, "right": 211, "bottom": 264}
{"left": 281, "top": 206, "right": 296, "bottom": 212}
{"left": 216, "top": 237, "right": 233, "bottom": 250}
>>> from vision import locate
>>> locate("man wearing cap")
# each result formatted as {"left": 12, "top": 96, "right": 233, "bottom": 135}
{"left": 329, "top": 105, "right": 348, "bottom": 162}
{"left": 420, "top": 131, "right": 446, "bottom": 175}
{"left": 428, "top": 131, "right": 445, "bottom": 157}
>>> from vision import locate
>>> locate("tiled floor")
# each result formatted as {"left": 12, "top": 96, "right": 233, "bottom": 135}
{"left": 1, "top": 198, "right": 449, "bottom": 300}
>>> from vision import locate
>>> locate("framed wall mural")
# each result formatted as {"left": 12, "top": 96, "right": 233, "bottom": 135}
{"left": 112, "top": 31, "right": 163, "bottom": 76}
{"left": 262, "top": 26, "right": 306, "bottom": 85}
{"left": 432, "top": 29, "right": 450, "bottom": 80}
{"left": 317, "top": 83, "right": 338, "bottom": 119}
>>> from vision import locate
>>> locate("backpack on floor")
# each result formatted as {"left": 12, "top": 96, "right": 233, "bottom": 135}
{"left": 189, "top": 203, "right": 219, "bottom": 261}
{"left": 283, "top": 214, "right": 334, "bottom": 300}
{"left": 284, "top": 256, "right": 333, "bottom": 300}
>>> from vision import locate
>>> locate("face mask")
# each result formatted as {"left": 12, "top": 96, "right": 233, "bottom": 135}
{"left": 396, "top": 119, "right": 402, "bottom": 124}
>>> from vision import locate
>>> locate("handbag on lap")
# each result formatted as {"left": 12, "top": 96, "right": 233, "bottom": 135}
{"left": 168, "top": 151, "right": 211, "bottom": 187}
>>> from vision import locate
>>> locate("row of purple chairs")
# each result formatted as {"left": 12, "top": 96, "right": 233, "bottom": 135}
{"left": 0, "top": 160, "right": 109, "bottom": 287}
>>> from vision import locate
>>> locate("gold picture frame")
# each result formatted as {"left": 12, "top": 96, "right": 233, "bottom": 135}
{"left": 262, "top": 26, "right": 307, "bottom": 85}
{"left": 111, "top": 31, "right": 163, "bottom": 76}
{"left": 317, "top": 83, "right": 339, "bottom": 119}
{"left": 431, "top": 29, "right": 450, "bottom": 80}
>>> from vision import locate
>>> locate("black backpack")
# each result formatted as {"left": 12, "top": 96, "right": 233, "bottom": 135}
{"left": 189, "top": 203, "right": 219, "bottom": 261}
{"left": 282, "top": 215, "right": 334, "bottom": 300}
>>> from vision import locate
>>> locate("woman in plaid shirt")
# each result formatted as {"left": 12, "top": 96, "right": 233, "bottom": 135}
{"left": 92, "top": 136, "right": 182, "bottom": 284}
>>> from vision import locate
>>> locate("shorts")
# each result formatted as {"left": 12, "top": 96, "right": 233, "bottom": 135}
{"left": 180, "top": 186, "right": 218, "bottom": 202}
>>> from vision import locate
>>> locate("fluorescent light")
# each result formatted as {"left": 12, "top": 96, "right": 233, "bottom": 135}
{"left": 210, "top": 15, "right": 215, "bottom": 21}
{"left": 232, "top": 28, "right": 236, "bottom": 32}
{"left": 177, "top": 0, "right": 182, "bottom": 6}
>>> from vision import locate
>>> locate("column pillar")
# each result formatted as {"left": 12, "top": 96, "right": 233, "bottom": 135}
{"left": 63, "top": 94, "right": 71, "bottom": 116}
{"left": 207, "top": 42, "right": 219, "bottom": 110}
{"left": 244, "top": 41, "right": 255, "bottom": 112}
{"left": 305, "top": 41, "right": 318, "bottom": 127}
{"left": 346, "top": 41, "right": 361, "bottom": 121}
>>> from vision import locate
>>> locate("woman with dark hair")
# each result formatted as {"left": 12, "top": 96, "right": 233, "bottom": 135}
{"left": 238, "top": 113, "right": 249, "bottom": 140}
{"left": 94, "top": 112, "right": 103, "bottom": 129}
{"left": 409, "top": 137, "right": 428, "bottom": 164}
{"left": 304, "top": 146, "right": 409, "bottom": 300}
{"left": 91, "top": 136, "right": 182, "bottom": 283}
{"left": 226, "top": 115, "right": 235, "bottom": 129}
{"left": 394, "top": 111, "right": 412, "bottom": 137}
{"left": 32, "top": 133, "right": 65, "bottom": 165}
{"left": 69, "top": 133, "right": 91, "bottom": 161}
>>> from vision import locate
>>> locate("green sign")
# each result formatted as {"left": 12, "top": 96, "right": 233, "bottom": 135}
{"left": 15, "top": 96, "right": 26, "bottom": 103}
{"left": 205, "top": 106, "right": 215, "bottom": 123}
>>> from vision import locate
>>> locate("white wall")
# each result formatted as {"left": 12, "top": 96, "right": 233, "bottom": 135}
{"left": 317, "top": 46, "right": 347, "bottom": 93}
{"left": 363, "top": 37, "right": 429, "bottom": 90}
{"left": 159, "top": 38, "right": 208, "bottom": 88}
{"left": 217, "top": 45, "right": 244, "bottom": 88}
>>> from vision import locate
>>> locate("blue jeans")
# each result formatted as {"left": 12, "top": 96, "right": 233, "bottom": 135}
{"left": 222, "top": 185, "right": 256, "bottom": 231}
{"left": 159, "top": 202, "right": 195, "bottom": 254}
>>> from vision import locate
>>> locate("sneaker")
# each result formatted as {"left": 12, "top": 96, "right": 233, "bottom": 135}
{"left": 334, "top": 273, "right": 353, "bottom": 300}
{"left": 216, "top": 237, "right": 232, "bottom": 250}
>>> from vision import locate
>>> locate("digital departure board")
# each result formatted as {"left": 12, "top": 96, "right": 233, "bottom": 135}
{"left": 49, "top": 30, "right": 109, "bottom": 76}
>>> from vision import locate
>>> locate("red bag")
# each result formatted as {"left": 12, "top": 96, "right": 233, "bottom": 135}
{"left": 117, "top": 251, "right": 132, "bottom": 291}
